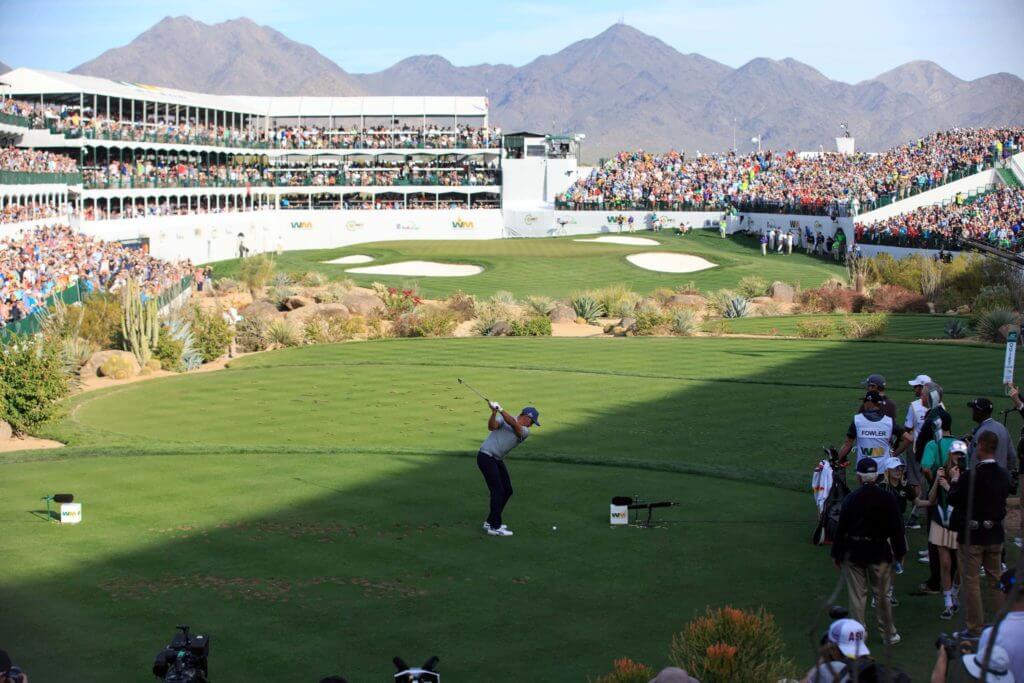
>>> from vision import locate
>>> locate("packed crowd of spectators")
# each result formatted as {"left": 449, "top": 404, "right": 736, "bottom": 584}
{"left": 81, "top": 158, "right": 499, "bottom": 189}
{"left": 0, "top": 146, "right": 78, "bottom": 174}
{"left": 855, "top": 188, "right": 1024, "bottom": 254}
{"left": 0, "top": 224, "right": 191, "bottom": 324}
{"left": 560, "top": 128, "right": 1023, "bottom": 215}
{"left": 0, "top": 201, "right": 64, "bottom": 225}
{"left": 269, "top": 123, "right": 501, "bottom": 150}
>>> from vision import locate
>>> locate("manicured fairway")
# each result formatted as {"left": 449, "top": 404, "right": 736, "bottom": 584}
{"left": 720, "top": 313, "right": 970, "bottom": 340}
{"left": 2, "top": 337, "right": 1019, "bottom": 681}
{"left": 211, "top": 231, "right": 847, "bottom": 299}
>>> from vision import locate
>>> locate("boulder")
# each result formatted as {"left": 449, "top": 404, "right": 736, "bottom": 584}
{"left": 770, "top": 282, "right": 795, "bottom": 303}
{"left": 665, "top": 294, "right": 705, "bottom": 309}
{"left": 0, "top": 419, "right": 12, "bottom": 441}
{"left": 281, "top": 295, "right": 313, "bottom": 311}
{"left": 240, "top": 300, "right": 281, "bottom": 320}
{"left": 618, "top": 316, "right": 638, "bottom": 333}
{"left": 548, "top": 305, "right": 576, "bottom": 324}
{"left": 97, "top": 352, "right": 141, "bottom": 379}
{"left": 341, "top": 291, "right": 385, "bottom": 316}
{"left": 285, "top": 303, "right": 351, "bottom": 324}
{"left": 751, "top": 296, "right": 774, "bottom": 306}
{"left": 488, "top": 321, "right": 512, "bottom": 337}
{"left": 82, "top": 350, "right": 140, "bottom": 379}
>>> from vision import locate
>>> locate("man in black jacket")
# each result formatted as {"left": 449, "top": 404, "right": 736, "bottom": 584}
{"left": 831, "top": 458, "right": 907, "bottom": 645}
{"left": 948, "top": 430, "right": 1013, "bottom": 636}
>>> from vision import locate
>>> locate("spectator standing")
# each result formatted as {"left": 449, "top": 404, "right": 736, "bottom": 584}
{"left": 948, "top": 431, "right": 1013, "bottom": 636}
{"left": 966, "top": 397, "right": 1014, "bottom": 471}
{"left": 831, "top": 458, "right": 906, "bottom": 645}
{"left": 918, "top": 440, "right": 969, "bottom": 618}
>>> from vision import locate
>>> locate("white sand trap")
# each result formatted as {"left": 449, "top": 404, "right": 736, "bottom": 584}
{"left": 574, "top": 236, "right": 660, "bottom": 246}
{"left": 626, "top": 252, "right": 717, "bottom": 273}
{"left": 346, "top": 261, "right": 483, "bottom": 277}
{"left": 324, "top": 254, "right": 374, "bottom": 264}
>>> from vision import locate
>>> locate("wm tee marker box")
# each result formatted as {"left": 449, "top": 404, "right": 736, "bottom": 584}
{"left": 59, "top": 502, "right": 82, "bottom": 524}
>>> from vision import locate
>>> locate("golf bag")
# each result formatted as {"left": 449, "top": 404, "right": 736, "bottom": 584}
{"left": 812, "top": 448, "right": 850, "bottom": 546}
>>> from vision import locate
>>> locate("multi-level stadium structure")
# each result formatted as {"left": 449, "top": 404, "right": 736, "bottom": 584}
{"left": 2, "top": 67, "right": 1022, "bottom": 265}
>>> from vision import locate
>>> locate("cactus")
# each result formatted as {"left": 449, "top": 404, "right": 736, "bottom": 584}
{"left": 723, "top": 295, "right": 750, "bottom": 318}
{"left": 121, "top": 280, "right": 159, "bottom": 367}
{"left": 944, "top": 319, "right": 968, "bottom": 339}
{"left": 570, "top": 294, "right": 606, "bottom": 323}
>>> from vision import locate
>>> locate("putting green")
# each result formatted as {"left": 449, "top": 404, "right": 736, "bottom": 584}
{"left": 2, "top": 337, "right": 1018, "bottom": 680}
{"left": 211, "top": 231, "right": 846, "bottom": 299}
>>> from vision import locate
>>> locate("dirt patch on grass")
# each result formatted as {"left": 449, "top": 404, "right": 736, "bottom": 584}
{"left": 0, "top": 435, "right": 65, "bottom": 453}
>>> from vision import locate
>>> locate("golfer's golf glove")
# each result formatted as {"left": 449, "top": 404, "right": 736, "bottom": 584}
{"left": 488, "top": 401, "right": 502, "bottom": 412}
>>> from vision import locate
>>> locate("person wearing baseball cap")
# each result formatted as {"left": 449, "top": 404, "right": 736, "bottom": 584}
{"left": 830, "top": 457, "right": 905, "bottom": 646}
{"left": 837, "top": 390, "right": 908, "bottom": 469}
{"left": 973, "top": 566, "right": 1024, "bottom": 681}
{"left": 932, "top": 640, "right": 1016, "bottom": 682}
{"left": 967, "top": 397, "right": 1013, "bottom": 470}
{"left": 902, "top": 374, "right": 932, "bottom": 506}
{"left": 860, "top": 373, "right": 897, "bottom": 419}
{"left": 476, "top": 400, "right": 540, "bottom": 537}
{"left": 918, "top": 440, "right": 969, "bottom": 619}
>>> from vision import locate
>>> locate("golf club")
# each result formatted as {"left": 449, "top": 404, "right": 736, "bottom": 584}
{"left": 457, "top": 378, "right": 489, "bottom": 403}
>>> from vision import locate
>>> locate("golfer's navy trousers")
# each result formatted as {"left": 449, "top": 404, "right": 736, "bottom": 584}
{"left": 477, "top": 451, "right": 513, "bottom": 528}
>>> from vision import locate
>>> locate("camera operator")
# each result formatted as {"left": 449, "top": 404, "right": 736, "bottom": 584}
{"left": 831, "top": 458, "right": 906, "bottom": 645}
{"left": 801, "top": 618, "right": 909, "bottom": 682}
{"left": 930, "top": 642, "right": 1014, "bottom": 682}
{"left": 0, "top": 650, "right": 27, "bottom": 683}
{"left": 948, "top": 431, "right": 1013, "bottom": 637}
{"left": 976, "top": 567, "right": 1024, "bottom": 681}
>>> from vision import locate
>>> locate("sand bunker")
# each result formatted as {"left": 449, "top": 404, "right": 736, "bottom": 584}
{"left": 323, "top": 254, "right": 374, "bottom": 264}
{"left": 346, "top": 261, "right": 483, "bottom": 277}
{"left": 626, "top": 252, "right": 716, "bottom": 273}
{"left": 574, "top": 236, "right": 660, "bottom": 246}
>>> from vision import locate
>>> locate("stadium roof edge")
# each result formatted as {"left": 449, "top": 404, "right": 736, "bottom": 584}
{"left": 0, "top": 68, "right": 488, "bottom": 118}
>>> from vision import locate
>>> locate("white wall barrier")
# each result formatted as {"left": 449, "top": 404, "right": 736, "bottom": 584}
{"left": 506, "top": 209, "right": 724, "bottom": 238}
{"left": 855, "top": 169, "right": 999, "bottom": 225}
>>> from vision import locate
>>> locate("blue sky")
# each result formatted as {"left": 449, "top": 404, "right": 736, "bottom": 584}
{"left": 1, "top": 0, "right": 1022, "bottom": 81}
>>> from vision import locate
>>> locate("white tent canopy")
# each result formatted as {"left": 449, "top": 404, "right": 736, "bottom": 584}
{"left": 0, "top": 68, "right": 488, "bottom": 119}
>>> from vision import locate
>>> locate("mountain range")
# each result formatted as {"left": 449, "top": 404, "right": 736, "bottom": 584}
{"left": 67, "top": 16, "right": 1024, "bottom": 157}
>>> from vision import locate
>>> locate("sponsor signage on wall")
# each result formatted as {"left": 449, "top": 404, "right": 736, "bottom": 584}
{"left": 345, "top": 220, "right": 364, "bottom": 231}
{"left": 291, "top": 221, "right": 314, "bottom": 230}
{"left": 396, "top": 223, "right": 419, "bottom": 231}
{"left": 452, "top": 218, "right": 475, "bottom": 229}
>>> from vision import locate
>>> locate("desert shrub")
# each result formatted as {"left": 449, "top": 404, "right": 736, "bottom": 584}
{"left": 0, "top": 335, "right": 71, "bottom": 434}
{"left": 315, "top": 279, "right": 355, "bottom": 303}
{"left": 395, "top": 307, "right": 457, "bottom": 338}
{"left": 212, "top": 277, "right": 241, "bottom": 294}
{"left": 372, "top": 283, "right": 422, "bottom": 319}
{"left": 570, "top": 294, "right": 606, "bottom": 323}
{"left": 975, "top": 308, "right": 1017, "bottom": 342}
{"left": 524, "top": 295, "right": 556, "bottom": 317}
{"left": 737, "top": 275, "right": 770, "bottom": 298}
{"left": 510, "top": 315, "right": 552, "bottom": 336}
{"left": 945, "top": 319, "right": 969, "bottom": 339}
{"left": 163, "top": 314, "right": 202, "bottom": 371}
{"left": 265, "top": 319, "right": 301, "bottom": 347}
{"left": 589, "top": 658, "right": 657, "bottom": 683}
{"left": 676, "top": 281, "right": 700, "bottom": 295}
{"left": 969, "top": 285, "right": 1013, "bottom": 327}
{"left": 99, "top": 354, "right": 136, "bottom": 379}
{"left": 236, "top": 315, "right": 270, "bottom": 352}
{"left": 189, "top": 306, "right": 233, "bottom": 362}
{"left": 61, "top": 337, "right": 96, "bottom": 374}
{"left": 669, "top": 606, "right": 794, "bottom": 683}
{"left": 491, "top": 290, "right": 518, "bottom": 306}
{"left": 649, "top": 287, "right": 678, "bottom": 305}
{"left": 238, "top": 253, "right": 276, "bottom": 298}
{"left": 670, "top": 309, "right": 698, "bottom": 336}
{"left": 864, "top": 284, "right": 929, "bottom": 313}
{"left": 268, "top": 285, "right": 297, "bottom": 309}
{"left": 796, "top": 318, "right": 834, "bottom": 338}
{"left": 722, "top": 296, "right": 750, "bottom": 319}
{"left": 472, "top": 298, "right": 522, "bottom": 336}
{"left": 445, "top": 291, "right": 477, "bottom": 321}
{"left": 920, "top": 257, "right": 943, "bottom": 302}
{"left": 755, "top": 301, "right": 784, "bottom": 316}
{"left": 303, "top": 314, "right": 365, "bottom": 344}
{"left": 632, "top": 303, "right": 670, "bottom": 335}
{"left": 72, "top": 292, "right": 123, "bottom": 348}
{"left": 592, "top": 284, "right": 638, "bottom": 315}
{"left": 299, "top": 271, "right": 328, "bottom": 287}
{"left": 610, "top": 295, "right": 641, "bottom": 318}
{"left": 152, "top": 334, "right": 185, "bottom": 371}
{"left": 834, "top": 313, "right": 888, "bottom": 339}
{"left": 707, "top": 289, "right": 737, "bottom": 317}
{"left": 799, "top": 286, "right": 865, "bottom": 313}
{"left": 864, "top": 252, "right": 921, "bottom": 291}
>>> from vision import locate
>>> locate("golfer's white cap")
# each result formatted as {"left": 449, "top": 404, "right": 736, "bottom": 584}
{"left": 908, "top": 374, "right": 932, "bottom": 387}
{"left": 949, "top": 439, "right": 969, "bottom": 455}
{"left": 828, "top": 618, "right": 870, "bottom": 658}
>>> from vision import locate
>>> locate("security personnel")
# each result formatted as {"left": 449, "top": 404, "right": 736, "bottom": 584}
{"left": 831, "top": 458, "right": 906, "bottom": 645}
{"left": 837, "top": 390, "right": 906, "bottom": 467}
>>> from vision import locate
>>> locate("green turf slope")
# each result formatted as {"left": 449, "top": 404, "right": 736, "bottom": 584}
{"left": 1, "top": 337, "right": 1018, "bottom": 681}
{"left": 210, "top": 231, "right": 846, "bottom": 299}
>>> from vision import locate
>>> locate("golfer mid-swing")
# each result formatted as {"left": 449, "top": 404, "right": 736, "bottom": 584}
{"left": 477, "top": 400, "right": 540, "bottom": 536}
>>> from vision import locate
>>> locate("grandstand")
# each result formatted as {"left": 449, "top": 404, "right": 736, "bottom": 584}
{"left": 1, "top": 68, "right": 1022, "bottom": 265}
